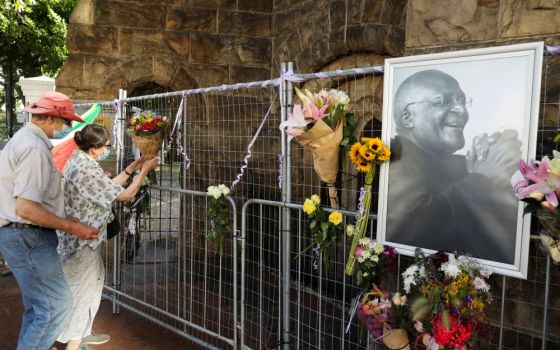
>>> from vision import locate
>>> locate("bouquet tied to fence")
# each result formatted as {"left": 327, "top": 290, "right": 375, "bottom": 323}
{"left": 511, "top": 149, "right": 560, "bottom": 263}
{"left": 299, "top": 194, "right": 343, "bottom": 275}
{"left": 280, "top": 88, "right": 355, "bottom": 208}
{"left": 207, "top": 184, "right": 231, "bottom": 257}
{"left": 127, "top": 111, "right": 168, "bottom": 158}
{"left": 345, "top": 137, "right": 391, "bottom": 276}
{"left": 356, "top": 285, "right": 411, "bottom": 350}
{"left": 403, "top": 250, "right": 493, "bottom": 350}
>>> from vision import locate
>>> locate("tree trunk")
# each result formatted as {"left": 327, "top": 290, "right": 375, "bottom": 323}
{"left": 3, "top": 62, "right": 14, "bottom": 138}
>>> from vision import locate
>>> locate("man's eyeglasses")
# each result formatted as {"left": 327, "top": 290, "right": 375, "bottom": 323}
{"left": 405, "top": 95, "right": 473, "bottom": 110}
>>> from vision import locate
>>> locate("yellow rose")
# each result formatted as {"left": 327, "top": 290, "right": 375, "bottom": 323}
{"left": 329, "top": 211, "right": 343, "bottom": 225}
{"left": 303, "top": 199, "right": 316, "bottom": 215}
{"left": 311, "top": 194, "right": 321, "bottom": 205}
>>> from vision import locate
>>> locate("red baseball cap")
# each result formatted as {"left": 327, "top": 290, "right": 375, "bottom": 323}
{"left": 22, "top": 91, "right": 85, "bottom": 123}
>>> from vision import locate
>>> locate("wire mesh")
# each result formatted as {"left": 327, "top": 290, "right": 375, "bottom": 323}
{"left": 82, "top": 54, "right": 560, "bottom": 350}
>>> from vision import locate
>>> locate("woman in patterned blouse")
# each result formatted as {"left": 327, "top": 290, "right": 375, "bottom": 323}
{"left": 56, "top": 124, "right": 158, "bottom": 350}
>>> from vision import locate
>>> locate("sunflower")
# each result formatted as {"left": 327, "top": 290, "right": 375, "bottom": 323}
{"left": 349, "top": 142, "right": 365, "bottom": 166}
{"left": 355, "top": 160, "right": 372, "bottom": 173}
{"left": 359, "top": 144, "right": 375, "bottom": 161}
{"left": 366, "top": 137, "right": 384, "bottom": 152}
{"left": 377, "top": 146, "right": 391, "bottom": 162}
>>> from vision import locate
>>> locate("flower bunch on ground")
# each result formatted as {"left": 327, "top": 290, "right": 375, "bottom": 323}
{"left": 127, "top": 111, "right": 168, "bottom": 136}
{"left": 345, "top": 137, "right": 391, "bottom": 276}
{"left": 350, "top": 235, "right": 397, "bottom": 288}
{"left": 206, "top": 184, "right": 231, "bottom": 257}
{"left": 301, "top": 194, "right": 343, "bottom": 275}
{"left": 403, "top": 250, "right": 493, "bottom": 350}
{"left": 356, "top": 285, "right": 411, "bottom": 347}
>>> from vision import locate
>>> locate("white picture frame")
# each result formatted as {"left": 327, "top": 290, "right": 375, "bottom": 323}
{"left": 377, "top": 42, "right": 544, "bottom": 278}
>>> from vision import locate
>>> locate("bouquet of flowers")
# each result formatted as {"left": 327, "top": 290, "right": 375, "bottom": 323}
{"left": 402, "top": 250, "right": 492, "bottom": 350}
{"left": 349, "top": 234, "right": 397, "bottom": 288}
{"left": 127, "top": 111, "right": 168, "bottom": 158}
{"left": 345, "top": 137, "right": 391, "bottom": 276}
{"left": 206, "top": 184, "right": 231, "bottom": 257}
{"left": 280, "top": 88, "right": 356, "bottom": 208}
{"left": 356, "top": 285, "right": 411, "bottom": 349}
{"left": 300, "top": 194, "right": 343, "bottom": 275}
{"left": 511, "top": 150, "right": 560, "bottom": 263}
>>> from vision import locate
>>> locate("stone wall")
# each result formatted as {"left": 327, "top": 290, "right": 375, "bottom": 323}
{"left": 58, "top": 1, "right": 560, "bottom": 346}
{"left": 57, "top": 0, "right": 273, "bottom": 99}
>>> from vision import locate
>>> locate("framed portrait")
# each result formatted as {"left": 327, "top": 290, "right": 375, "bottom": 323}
{"left": 377, "top": 42, "right": 544, "bottom": 278}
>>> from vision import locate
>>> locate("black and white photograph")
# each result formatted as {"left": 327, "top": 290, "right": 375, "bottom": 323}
{"left": 377, "top": 42, "right": 544, "bottom": 278}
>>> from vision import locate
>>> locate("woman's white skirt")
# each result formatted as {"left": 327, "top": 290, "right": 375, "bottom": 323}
{"left": 57, "top": 246, "right": 105, "bottom": 343}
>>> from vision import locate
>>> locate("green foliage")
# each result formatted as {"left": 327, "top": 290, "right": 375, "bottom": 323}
{"left": 1, "top": 0, "right": 77, "bottom": 76}
{"left": 207, "top": 196, "right": 230, "bottom": 257}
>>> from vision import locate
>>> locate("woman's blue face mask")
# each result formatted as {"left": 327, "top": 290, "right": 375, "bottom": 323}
{"left": 98, "top": 148, "right": 111, "bottom": 161}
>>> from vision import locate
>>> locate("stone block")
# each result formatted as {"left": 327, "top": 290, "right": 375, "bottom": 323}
{"left": 229, "top": 66, "right": 271, "bottom": 83}
{"left": 153, "top": 56, "right": 180, "bottom": 87}
{"left": 219, "top": 11, "right": 272, "bottom": 36}
{"left": 274, "top": 0, "right": 323, "bottom": 34}
{"left": 119, "top": 57, "right": 153, "bottom": 84}
{"left": 238, "top": 0, "right": 273, "bottom": 13}
{"left": 275, "top": 30, "right": 301, "bottom": 59}
{"left": 96, "top": 1, "right": 166, "bottom": 28}
{"left": 190, "top": 33, "right": 272, "bottom": 67}
{"left": 348, "top": 0, "right": 366, "bottom": 24}
{"left": 184, "top": 0, "right": 235, "bottom": 9}
{"left": 378, "top": 0, "right": 407, "bottom": 26}
{"left": 500, "top": 0, "right": 560, "bottom": 38}
{"left": 330, "top": 0, "right": 346, "bottom": 31}
{"left": 168, "top": 31, "right": 190, "bottom": 56}
{"left": 67, "top": 25, "right": 117, "bottom": 55}
{"left": 406, "top": 0, "right": 499, "bottom": 47}
{"left": 83, "top": 57, "right": 122, "bottom": 89}
{"left": 119, "top": 28, "right": 172, "bottom": 55}
{"left": 70, "top": 0, "right": 95, "bottom": 25}
{"left": 166, "top": 8, "right": 217, "bottom": 32}
{"left": 169, "top": 68, "right": 198, "bottom": 91}
{"left": 185, "top": 64, "right": 230, "bottom": 87}
{"left": 346, "top": 24, "right": 389, "bottom": 55}
{"left": 56, "top": 56, "right": 85, "bottom": 88}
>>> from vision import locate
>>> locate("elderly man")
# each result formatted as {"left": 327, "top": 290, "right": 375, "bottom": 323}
{"left": 386, "top": 69, "right": 521, "bottom": 264}
{"left": 0, "top": 92, "right": 99, "bottom": 350}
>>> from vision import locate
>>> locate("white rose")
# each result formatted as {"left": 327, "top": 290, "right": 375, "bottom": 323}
{"left": 211, "top": 188, "right": 222, "bottom": 199}
{"left": 329, "top": 89, "right": 350, "bottom": 107}
{"left": 218, "top": 184, "right": 230, "bottom": 196}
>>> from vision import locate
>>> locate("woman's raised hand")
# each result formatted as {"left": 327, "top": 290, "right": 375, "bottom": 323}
{"left": 141, "top": 157, "right": 159, "bottom": 173}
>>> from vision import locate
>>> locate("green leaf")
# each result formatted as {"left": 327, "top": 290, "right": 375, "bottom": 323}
{"left": 310, "top": 220, "right": 317, "bottom": 229}
{"left": 320, "top": 222, "right": 329, "bottom": 232}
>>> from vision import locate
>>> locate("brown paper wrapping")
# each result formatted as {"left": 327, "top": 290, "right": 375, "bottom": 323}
{"left": 130, "top": 131, "right": 164, "bottom": 158}
{"left": 295, "top": 119, "right": 343, "bottom": 208}
{"left": 382, "top": 324, "right": 411, "bottom": 350}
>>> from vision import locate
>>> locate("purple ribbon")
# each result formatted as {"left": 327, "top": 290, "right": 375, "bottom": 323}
{"left": 166, "top": 97, "right": 191, "bottom": 171}
{"left": 546, "top": 45, "right": 560, "bottom": 56}
{"left": 230, "top": 92, "right": 278, "bottom": 190}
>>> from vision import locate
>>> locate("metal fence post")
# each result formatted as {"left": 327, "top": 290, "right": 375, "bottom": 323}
{"left": 112, "top": 88, "right": 126, "bottom": 314}
{"left": 280, "top": 62, "right": 294, "bottom": 350}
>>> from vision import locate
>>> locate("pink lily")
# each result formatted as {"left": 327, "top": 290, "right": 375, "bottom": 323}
{"left": 517, "top": 157, "right": 560, "bottom": 208}
{"left": 296, "top": 87, "right": 329, "bottom": 121}
{"left": 279, "top": 104, "right": 310, "bottom": 141}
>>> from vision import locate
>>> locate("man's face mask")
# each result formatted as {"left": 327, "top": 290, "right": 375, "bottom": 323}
{"left": 52, "top": 118, "right": 72, "bottom": 139}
